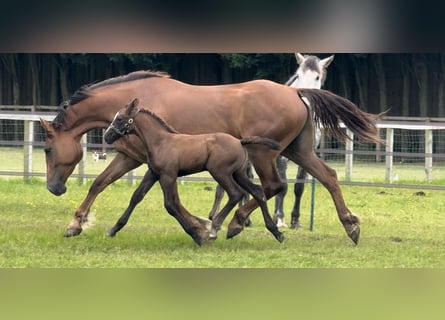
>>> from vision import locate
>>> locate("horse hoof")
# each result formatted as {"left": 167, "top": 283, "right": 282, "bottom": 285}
{"left": 64, "top": 227, "right": 82, "bottom": 237}
{"left": 226, "top": 226, "right": 243, "bottom": 239}
{"left": 275, "top": 233, "right": 285, "bottom": 243}
{"left": 107, "top": 229, "right": 117, "bottom": 237}
{"left": 348, "top": 225, "right": 360, "bottom": 245}
{"left": 290, "top": 221, "right": 303, "bottom": 229}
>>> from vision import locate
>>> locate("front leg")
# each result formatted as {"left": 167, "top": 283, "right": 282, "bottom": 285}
{"left": 65, "top": 153, "right": 142, "bottom": 237}
{"left": 159, "top": 175, "right": 211, "bottom": 245}
{"left": 108, "top": 169, "right": 159, "bottom": 236}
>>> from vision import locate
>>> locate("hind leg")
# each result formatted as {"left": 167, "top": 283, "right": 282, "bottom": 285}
{"left": 290, "top": 166, "right": 307, "bottom": 229}
{"left": 208, "top": 172, "right": 245, "bottom": 239}
{"left": 274, "top": 155, "right": 288, "bottom": 227}
{"left": 234, "top": 170, "right": 283, "bottom": 243}
{"left": 284, "top": 147, "right": 360, "bottom": 244}
{"left": 227, "top": 153, "right": 284, "bottom": 239}
{"left": 208, "top": 184, "right": 224, "bottom": 220}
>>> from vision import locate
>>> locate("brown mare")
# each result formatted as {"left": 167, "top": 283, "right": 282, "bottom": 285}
{"left": 40, "top": 70, "right": 382, "bottom": 245}
{"left": 103, "top": 98, "right": 283, "bottom": 244}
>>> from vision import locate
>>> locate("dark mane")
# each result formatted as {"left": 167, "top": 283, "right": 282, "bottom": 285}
{"left": 138, "top": 108, "right": 179, "bottom": 134}
{"left": 52, "top": 70, "right": 169, "bottom": 129}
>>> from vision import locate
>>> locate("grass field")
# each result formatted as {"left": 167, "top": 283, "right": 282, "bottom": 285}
{"left": 0, "top": 176, "right": 443, "bottom": 268}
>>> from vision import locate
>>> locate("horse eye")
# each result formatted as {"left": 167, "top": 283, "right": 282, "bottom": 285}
{"left": 316, "top": 76, "right": 320, "bottom": 81}
{"left": 44, "top": 147, "right": 52, "bottom": 154}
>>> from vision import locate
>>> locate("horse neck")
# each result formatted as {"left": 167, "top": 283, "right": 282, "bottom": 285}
{"left": 60, "top": 102, "right": 115, "bottom": 139}
{"left": 132, "top": 112, "right": 174, "bottom": 157}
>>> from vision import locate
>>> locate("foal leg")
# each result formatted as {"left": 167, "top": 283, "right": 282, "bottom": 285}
{"left": 65, "top": 153, "right": 142, "bottom": 237}
{"left": 208, "top": 184, "right": 224, "bottom": 220}
{"left": 160, "top": 175, "right": 211, "bottom": 246}
{"left": 208, "top": 176, "right": 244, "bottom": 240}
{"left": 274, "top": 155, "right": 288, "bottom": 227}
{"left": 209, "top": 163, "right": 253, "bottom": 228}
{"left": 226, "top": 155, "right": 284, "bottom": 239}
{"left": 290, "top": 166, "right": 307, "bottom": 229}
{"left": 108, "top": 169, "right": 159, "bottom": 237}
{"left": 234, "top": 170, "right": 284, "bottom": 243}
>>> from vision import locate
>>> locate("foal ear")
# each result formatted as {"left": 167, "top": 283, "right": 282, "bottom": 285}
{"left": 126, "top": 98, "right": 139, "bottom": 115}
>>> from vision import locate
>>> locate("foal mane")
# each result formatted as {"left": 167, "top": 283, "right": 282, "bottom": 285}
{"left": 52, "top": 70, "right": 170, "bottom": 129}
{"left": 137, "top": 108, "right": 179, "bottom": 134}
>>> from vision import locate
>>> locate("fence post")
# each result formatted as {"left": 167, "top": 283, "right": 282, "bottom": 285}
{"left": 425, "top": 129, "right": 433, "bottom": 183}
{"left": 385, "top": 128, "right": 394, "bottom": 183}
{"left": 78, "top": 134, "right": 87, "bottom": 185}
{"left": 23, "top": 120, "right": 34, "bottom": 182}
{"left": 345, "top": 129, "right": 354, "bottom": 181}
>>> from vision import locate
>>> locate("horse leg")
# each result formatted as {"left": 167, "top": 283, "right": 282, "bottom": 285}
{"left": 65, "top": 153, "right": 142, "bottom": 237}
{"left": 159, "top": 175, "right": 211, "bottom": 245}
{"left": 209, "top": 163, "right": 252, "bottom": 228}
{"left": 234, "top": 170, "right": 284, "bottom": 243}
{"left": 208, "top": 184, "right": 224, "bottom": 220}
{"left": 285, "top": 147, "right": 360, "bottom": 244}
{"left": 290, "top": 166, "right": 307, "bottom": 229}
{"left": 208, "top": 175, "right": 244, "bottom": 240}
{"left": 108, "top": 169, "right": 159, "bottom": 237}
{"left": 273, "top": 155, "right": 288, "bottom": 227}
{"left": 240, "top": 161, "right": 254, "bottom": 227}
{"left": 226, "top": 154, "right": 284, "bottom": 239}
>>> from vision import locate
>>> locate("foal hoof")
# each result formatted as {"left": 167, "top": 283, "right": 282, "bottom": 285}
{"left": 275, "top": 233, "right": 285, "bottom": 243}
{"left": 64, "top": 227, "right": 82, "bottom": 237}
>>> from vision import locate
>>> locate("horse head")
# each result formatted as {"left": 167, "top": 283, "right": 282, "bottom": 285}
{"left": 104, "top": 98, "right": 140, "bottom": 144}
{"left": 287, "top": 53, "right": 334, "bottom": 89}
{"left": 40, "top": 118, "right": 83, "bottom": 196}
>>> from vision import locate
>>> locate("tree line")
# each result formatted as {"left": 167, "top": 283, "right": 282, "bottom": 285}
{"left": 1, "top": 53, "right": 444, "bottom": 117}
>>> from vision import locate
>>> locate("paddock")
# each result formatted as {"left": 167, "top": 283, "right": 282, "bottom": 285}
{"left": 0, "top": 108, "right": 444, "bottom": 267}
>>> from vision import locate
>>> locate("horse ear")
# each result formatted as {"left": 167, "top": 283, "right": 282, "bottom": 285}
{"left": 295, "top": 53, "right": 305, "bottom": 65}
{"left": 40, "top": 118, "right": 55, "bottom": 138}
{"left": 126, "top": 98, "right": 139, "bottom": 115}
{"left": 320, "top": 55, "right": 334, "bottom": 69}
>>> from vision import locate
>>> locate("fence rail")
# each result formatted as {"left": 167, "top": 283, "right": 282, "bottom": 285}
{"left": 1, "top": 108, "right": 445, "bottom": 190}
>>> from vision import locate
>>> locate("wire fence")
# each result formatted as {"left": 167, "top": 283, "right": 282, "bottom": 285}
{"left": 1, "top": 108, "right": 445, "bottom": 190}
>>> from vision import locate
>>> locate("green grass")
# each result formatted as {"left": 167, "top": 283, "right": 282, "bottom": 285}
{"left": 0, "top": 178, "right": 444, "bottom": 268}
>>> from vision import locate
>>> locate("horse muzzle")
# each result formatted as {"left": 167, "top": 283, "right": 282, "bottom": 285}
{"left": 47, "top": 179, "right": 67, "bottom": 196}
{"left": 104, "top": 126, "right": 121, "bottom": 144}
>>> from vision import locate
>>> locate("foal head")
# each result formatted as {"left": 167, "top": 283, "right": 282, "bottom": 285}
{"left": 286, "top": 53, "right": 334, "bottom": 89}
{"left": 104, "top": 98, "right": 140, "bottom": 144}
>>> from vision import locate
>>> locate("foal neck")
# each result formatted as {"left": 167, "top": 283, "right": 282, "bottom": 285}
{"left": 132, "top": 108, "right": 179, "bottom": 154}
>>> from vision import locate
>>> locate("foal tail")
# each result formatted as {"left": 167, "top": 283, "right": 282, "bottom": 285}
{"left": 241, "top": 136, "right": 281, "bottom": 150}
{"left": 297, "top": 88, "right": 385, "bottom": 144}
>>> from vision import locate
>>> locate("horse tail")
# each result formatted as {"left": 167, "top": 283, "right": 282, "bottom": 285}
{"left": 241, "top": 136, "right": 281, "bottom": 150}
{"left": 297, "top": 88, "right": 385, "bottom": 144}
